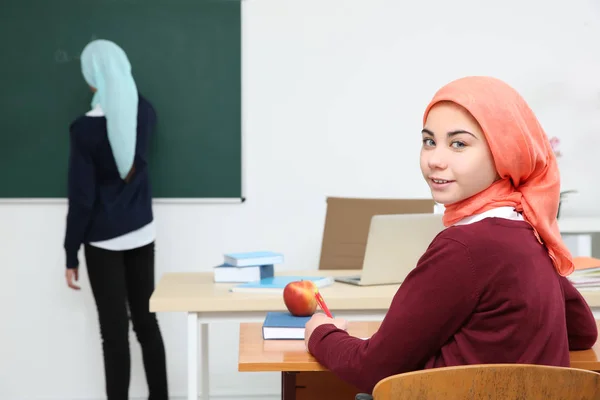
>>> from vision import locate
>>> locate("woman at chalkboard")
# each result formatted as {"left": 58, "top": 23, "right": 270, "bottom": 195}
{"left": 62, "top": 39, "right": 168, "bottom": 399}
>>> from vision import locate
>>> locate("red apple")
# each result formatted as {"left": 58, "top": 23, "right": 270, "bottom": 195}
{"left": 283, "top": 280, "right": 317, "bottom": 317}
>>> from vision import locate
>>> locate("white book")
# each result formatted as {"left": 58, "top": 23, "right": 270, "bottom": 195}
{"left": 213, "top": 264, "right": 274, "bottom": 283}
{"left": 223, "top": 251, "right": 284, "bottom": 267}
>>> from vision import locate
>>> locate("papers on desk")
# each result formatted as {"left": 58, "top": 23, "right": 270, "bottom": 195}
{"left": 568, "top": 257, "right": 600, "bottom": 290}
{"left": 230, "top": 276, "right": 334, "bottom": 294}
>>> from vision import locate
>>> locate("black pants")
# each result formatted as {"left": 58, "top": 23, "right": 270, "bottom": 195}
{"left": 85, "top": 242, "right": 168, "bottom": 400}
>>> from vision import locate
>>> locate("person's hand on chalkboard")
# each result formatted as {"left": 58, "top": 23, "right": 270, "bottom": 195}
{"left": 66, "top": 268, "right": 81, "bottom": 290}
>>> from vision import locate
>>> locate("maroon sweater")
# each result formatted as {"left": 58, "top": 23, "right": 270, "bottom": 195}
{"left": 308, "top": 218, "right": 598, "bottom": 394}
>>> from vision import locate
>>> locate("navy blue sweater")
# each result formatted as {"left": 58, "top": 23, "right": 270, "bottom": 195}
{"left": 64, "top": 95, "right": 156, "bottom": 269}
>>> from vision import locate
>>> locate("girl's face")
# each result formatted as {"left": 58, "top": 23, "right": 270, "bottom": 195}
{"left": 420, "top": 101, "right": 499, "bottom": 205}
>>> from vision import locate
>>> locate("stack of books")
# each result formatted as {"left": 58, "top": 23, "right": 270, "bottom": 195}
{"left": 213, "top": 251, "right": 283, "bottom": 283}
{"left": 568, "top": 257, "right": 600, "bottom": 291}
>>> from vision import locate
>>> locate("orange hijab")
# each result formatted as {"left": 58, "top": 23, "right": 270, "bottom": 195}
{"left": 422, "top": 76, "right": 573, "bottom": 276}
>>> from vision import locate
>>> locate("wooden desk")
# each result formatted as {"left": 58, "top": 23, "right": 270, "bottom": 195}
{"left": 238, "top": 321, "right": 600, "bottom": 400}
{"left": 149, "top": 269, "right": 600, "bottom": 400}
{"left": 149, "top": 269, "right": 398, "bottom": 400}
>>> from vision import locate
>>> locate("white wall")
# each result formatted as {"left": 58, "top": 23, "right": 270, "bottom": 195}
{"left": 2, "top": 0, "right": 599, "bottom": 399}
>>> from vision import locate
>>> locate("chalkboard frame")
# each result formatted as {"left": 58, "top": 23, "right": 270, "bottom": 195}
{"left": 0, "top": 0, "right": 243, "bottom": 203}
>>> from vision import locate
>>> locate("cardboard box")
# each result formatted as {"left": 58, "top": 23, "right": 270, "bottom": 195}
{"left": 318, "top": 197, "right": 435, "bottom": 270}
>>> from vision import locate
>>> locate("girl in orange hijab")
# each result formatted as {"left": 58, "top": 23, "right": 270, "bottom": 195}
{"left": 304, "top": 76, "right": 598, "bottom": 395}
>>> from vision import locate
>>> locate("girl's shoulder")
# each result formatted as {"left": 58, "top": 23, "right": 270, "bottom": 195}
{"left": 436, "top": 218, "right": 532, "bottom": 245}
{"left": 69, "top": 114, "right": 106, "bottom": 140}
{"left": 429, "top": 218, "right": 540, "bottom": 269}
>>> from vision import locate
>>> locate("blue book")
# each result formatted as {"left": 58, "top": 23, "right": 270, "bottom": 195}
{"left": 229, "top": 275, "right": 334, "bottom": 294}
{"left": 213, "top": 263, "right": 274, "bottom": 283}
{"left": 262, "top": 311, "right": 311, "bottom": 340}
{"left": 224, "top": 251, "right": 284, "bottom": 267}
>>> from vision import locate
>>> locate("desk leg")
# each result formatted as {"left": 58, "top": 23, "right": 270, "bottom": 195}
{"left": 281, "top": 372, "right": 296, "bottom": 400}
{"left": 187, "top": 313, "right": 198, "bottom": 400}
{"left": 200, "top": 322, "right": 210, "bottom": 399}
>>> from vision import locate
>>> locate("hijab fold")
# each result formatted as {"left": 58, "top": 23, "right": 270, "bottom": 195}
{"left": 80, "top": 39, "right": 138, "bottom": 180}
{"left": 422, "top": 76, "right": 573, "bottom": 276}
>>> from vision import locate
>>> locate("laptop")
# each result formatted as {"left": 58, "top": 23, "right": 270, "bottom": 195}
{"left": 334, "top": 213, "right": 445, "bottom": 286}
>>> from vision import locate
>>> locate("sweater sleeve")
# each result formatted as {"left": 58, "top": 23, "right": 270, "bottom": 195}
{"left": 63, "top": 123, "right": 96, "bottom": 269}
{"left": 307, "top": 237, "right": 478, "bottom": 393}
{"left": 559, "top": 276, "right": 598, "bottom": 350}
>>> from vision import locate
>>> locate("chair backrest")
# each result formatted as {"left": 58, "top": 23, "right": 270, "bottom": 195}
{"left": 318, "top": 197, "right": 435, "bottom": 270}
{"left": 372, "top": 364, "right": 600, "bottom": 400}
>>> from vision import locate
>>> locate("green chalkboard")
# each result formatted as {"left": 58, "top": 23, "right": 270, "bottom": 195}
{"left": 0, "top": 0, "right": 242, "bottom": 199}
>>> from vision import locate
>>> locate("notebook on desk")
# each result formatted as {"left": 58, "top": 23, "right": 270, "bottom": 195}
{"left": 335, "top": 213, "right": 445, "bottom": 286}
{"left": 262, "top": 311, "right": 311, "bottom": 340}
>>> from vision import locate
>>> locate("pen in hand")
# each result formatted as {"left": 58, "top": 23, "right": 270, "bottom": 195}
{"left": 314, "top": 287, "right": 333, "bottom": 318}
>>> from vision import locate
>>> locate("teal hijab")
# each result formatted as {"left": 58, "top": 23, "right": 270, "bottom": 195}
{"left": 80, "top": 39, "right": 138, "bottom": 180}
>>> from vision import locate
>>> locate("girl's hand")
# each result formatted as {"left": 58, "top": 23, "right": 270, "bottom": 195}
{"left": 66, "top": 268, "right": 81, "bottom": 290}
{"left": 304, "top": 313, "right": 348, "bottom": 350}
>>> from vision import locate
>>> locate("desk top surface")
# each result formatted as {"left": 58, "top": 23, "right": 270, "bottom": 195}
{"left": 237, "top": 321, "right": 600, "bottom": 373}
{"left": 149, "top": 269, "right": 399, "bottom": 313}
{"left": 150, "top": 269, "right": 600, "bottom": 313}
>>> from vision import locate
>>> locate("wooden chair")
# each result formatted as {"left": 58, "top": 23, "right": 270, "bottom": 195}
{"left": 361, "top": 364, "right": 600, "bottom": 400}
